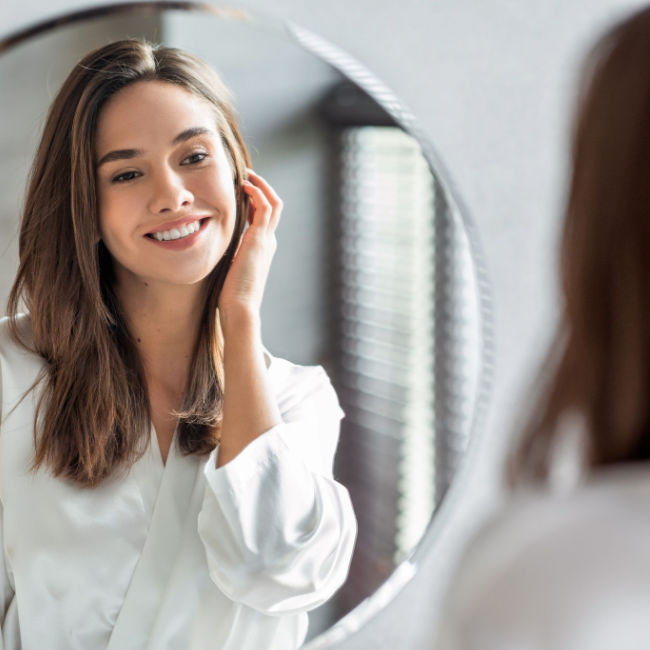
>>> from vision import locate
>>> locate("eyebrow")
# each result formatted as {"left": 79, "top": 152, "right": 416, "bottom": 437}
{"left": 96, "top": 127, "right": 216, "bottom": 168}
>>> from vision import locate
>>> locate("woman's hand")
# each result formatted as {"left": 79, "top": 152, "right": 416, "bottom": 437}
{"left": 216, "top": 169, "right": 284, "bottom": 465}
{"left": 218, "top": 169, "right": 282, "bottom": 326}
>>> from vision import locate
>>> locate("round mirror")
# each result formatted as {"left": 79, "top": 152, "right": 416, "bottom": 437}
{"left": 0, "top": 2, "right": 491, "bottom": 646}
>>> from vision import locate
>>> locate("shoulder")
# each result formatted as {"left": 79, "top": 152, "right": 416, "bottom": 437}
{"left": 0, "top": 314, "right": 45, "bottom": 400}
{"left": 264, "top": 350, "right": 343, "bottom": 420}
{"left": 263, "top": 352, "right": 344, "bottom": 471}
{"left": 0, "top": 313, "right": 37, "bottom": 360}
{"left": 439, "top": 468, "right": 650, "bottom": 648}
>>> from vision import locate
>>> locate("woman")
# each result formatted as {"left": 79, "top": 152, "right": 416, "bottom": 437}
{"left": 0, "top": 39, "right": 356, "bottom": 650}
{"left": 436, "top": 6, "right": 650, "bottom": 649}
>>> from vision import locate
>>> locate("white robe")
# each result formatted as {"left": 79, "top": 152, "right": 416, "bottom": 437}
{"left": 0, "top": 314, "right": 357, "bottom": 650}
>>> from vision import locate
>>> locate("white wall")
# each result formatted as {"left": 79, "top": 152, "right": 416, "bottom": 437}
{"left": 2, "top": 1, "right": 648, "bottom": 648}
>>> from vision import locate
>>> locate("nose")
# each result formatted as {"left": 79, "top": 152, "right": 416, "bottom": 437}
{"left": 148, "top": 166, "right": 194, "bottom": 214}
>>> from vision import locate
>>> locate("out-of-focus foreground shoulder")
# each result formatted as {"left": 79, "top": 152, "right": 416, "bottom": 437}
{"left": 435, "top": 470, "right": 650, "bottom": 650}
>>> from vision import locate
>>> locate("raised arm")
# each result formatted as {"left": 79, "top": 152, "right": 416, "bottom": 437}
{"left": 197, "top": 172, "right": 356, "bottom": 613}
{"left": 216, "top": 168, "right": 283, "bottom": 467}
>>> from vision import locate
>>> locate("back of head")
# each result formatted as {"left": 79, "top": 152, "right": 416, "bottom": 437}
{"left": 509, "top": 6, "right": 650, "bottom": 484}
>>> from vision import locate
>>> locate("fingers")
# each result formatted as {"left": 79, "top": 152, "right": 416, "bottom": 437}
{"left": 242, "top": 168, "right": 283, "bottom": 230}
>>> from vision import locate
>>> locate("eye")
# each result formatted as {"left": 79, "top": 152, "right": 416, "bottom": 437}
{"left": 182, "top": 152, "right": 208, "bottom": 165}
{"left": 111, "top": 170, "right": 141, "bottom": 184}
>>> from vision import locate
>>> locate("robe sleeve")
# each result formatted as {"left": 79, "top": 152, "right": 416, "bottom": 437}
{"left": 197, "top": 363, "right": 357, "bottom": 615}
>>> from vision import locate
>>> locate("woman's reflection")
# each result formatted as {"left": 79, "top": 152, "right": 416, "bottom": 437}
{"left": 0, "top": 39, "right": 356, "bottom": 650}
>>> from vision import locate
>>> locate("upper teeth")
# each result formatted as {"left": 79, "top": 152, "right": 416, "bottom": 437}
{"left": 151, "top": 220, "right": 201, "bottom": 241}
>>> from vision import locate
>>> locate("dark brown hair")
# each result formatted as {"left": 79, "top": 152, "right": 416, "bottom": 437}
{"left": 7, "top": 39, "right": 251, "bottom": 486}
{"left": 509, "top": 7, "right": 650, "bottom": 484}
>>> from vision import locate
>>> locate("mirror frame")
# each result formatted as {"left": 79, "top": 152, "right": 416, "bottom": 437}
{"left": 0, "top": 2, "right": 494, "bottom": 647}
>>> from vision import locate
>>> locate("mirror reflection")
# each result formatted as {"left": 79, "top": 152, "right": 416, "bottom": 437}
{"left": 0, "top": 4, "right": 484, "bottom": 645}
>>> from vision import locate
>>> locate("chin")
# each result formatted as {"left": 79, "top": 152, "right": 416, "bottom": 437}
{"left": 132, "top": 266, "right": 213, "bottom": 289}
{"left": 167, "top": 271, "right": 214, "bottom": 287}
{"left": 161, "top": 258, "right": 223, "bottom": 285}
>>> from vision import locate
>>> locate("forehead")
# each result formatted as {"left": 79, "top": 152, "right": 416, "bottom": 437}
{"left": 95, "top": 80, "right": 218, "bottom": 152}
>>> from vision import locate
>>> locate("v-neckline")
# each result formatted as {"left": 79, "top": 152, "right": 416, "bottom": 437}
{"left": 151, "top": 422, "right": 177, "bottom": 468}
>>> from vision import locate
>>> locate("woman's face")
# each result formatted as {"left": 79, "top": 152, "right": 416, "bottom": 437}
{"left": 95, "top": 80, "right": 238, "bottom": 291}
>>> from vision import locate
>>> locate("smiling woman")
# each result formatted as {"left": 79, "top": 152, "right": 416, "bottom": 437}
{"left": 0, "top": 39, "right": 357, "bottom": 650}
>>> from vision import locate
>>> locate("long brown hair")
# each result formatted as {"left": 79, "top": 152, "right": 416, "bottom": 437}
{"left": 509, "top": 7, "right": 650, "bottom": 484}
{"left": 7, "top": 40, "right": 251, "bottom": 486}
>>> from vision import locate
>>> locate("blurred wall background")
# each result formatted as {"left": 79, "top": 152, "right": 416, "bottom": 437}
{"left": 2, "top": 0, "right": 649, "bottom": 648}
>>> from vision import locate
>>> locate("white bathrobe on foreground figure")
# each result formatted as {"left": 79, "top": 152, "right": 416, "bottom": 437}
{"left": 0, "top": 314, "right": 357, "bottom": 650}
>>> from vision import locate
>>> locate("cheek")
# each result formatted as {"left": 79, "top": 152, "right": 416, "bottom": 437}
{"left": 97, "top": 184, "right": 120, "bottom": 231}
{"left": 95, "top": 187, "right": 108, "bottom": 236}
{"left": 97, "top": 202, "right": 113, "bottom": 243}
{"left": 97, "top": 199, "right": 121, "bottom": 245}
{"left": 97, "top": 187, "right": 139, "bottom": 234}
{"left": 97, "top": 196, "right": 137, "bottom": 258}
{"left": 205, "top": 167, "right": 236, "bottom": 202}
{"left": 197, "top": 172, "right": 238, "bottom": 226}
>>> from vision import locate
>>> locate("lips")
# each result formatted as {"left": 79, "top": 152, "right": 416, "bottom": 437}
{"left": 149, "top": 219, "right": 200, "bottom": 241}
{"left": 145, "top": 216, "right": 211, "bottom": 242}
{"left": 144, "top": 216, "right": 210, "bottom": 251}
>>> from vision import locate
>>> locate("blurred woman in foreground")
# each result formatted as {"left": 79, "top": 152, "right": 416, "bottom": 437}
{"left": 436, "top": 7, "right": 650, "bottom": 649}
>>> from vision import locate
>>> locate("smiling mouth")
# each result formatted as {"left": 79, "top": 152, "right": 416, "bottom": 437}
{"left": 146, "top": 218, "right": 209, "bottom": 242}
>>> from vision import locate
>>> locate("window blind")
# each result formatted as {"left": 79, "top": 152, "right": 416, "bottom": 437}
{"left": 331, "top": 126, "right": 438, "bottom": 612}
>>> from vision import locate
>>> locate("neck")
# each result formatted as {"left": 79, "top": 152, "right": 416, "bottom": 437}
{"left": 114, "top": 274, "right": 207, "bottom": 392}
